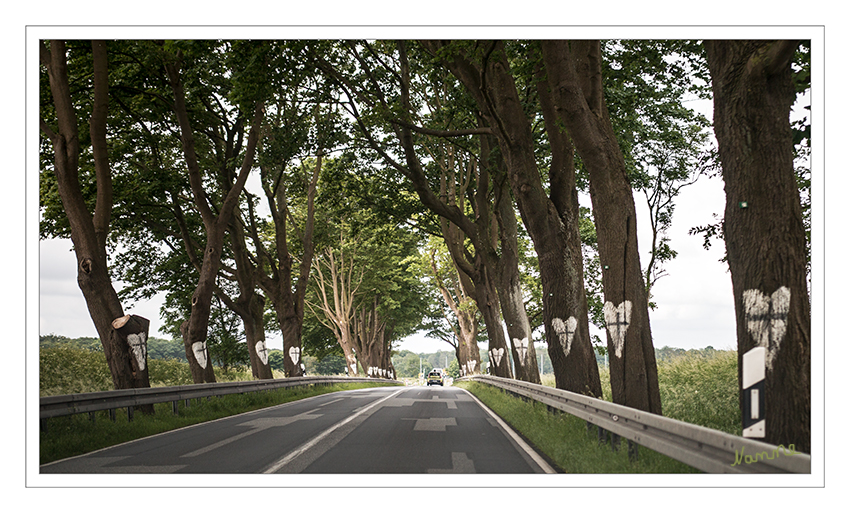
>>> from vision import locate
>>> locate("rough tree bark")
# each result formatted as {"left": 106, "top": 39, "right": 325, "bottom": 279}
{"left": 165, "top": 51, "right": 265, "bottom": 383}
{"left": 218, "top": 213, "right": 273, "bottom": 379}
{"left": 539, "top": 40, "right": 661, "bottom": 412}
{"left": 704, "top": 40, "right": 810, "bottom": 452}
{"left": 40, "top": 40, "right": 152, "bottom": 394}
{"left": 422, "top": 40, "right": 601, "bottom": 396}
{"left": 251, "top": 154, "right": 321, "bottom": 377}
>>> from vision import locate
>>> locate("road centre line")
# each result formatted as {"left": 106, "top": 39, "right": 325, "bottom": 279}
{"left": 262, "top": 387, "right": 406, "bottom": 474}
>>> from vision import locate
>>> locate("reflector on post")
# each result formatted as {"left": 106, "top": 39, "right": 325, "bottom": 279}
{"left": 742, "top": 346, "right": 766, "bottom": 438}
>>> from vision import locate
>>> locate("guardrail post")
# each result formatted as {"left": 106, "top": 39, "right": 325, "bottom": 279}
{"left": 611, "top": 432, "right": 621, "bottom": 452}
{"left": 597, "top": 425, "right": 607, "bottom": 445}
{"left": 40, "top": 418, "right": 48, "bottom": 433}
{"left": 109, "top": 408, "right": 116, "bottom": 422}
{"left": 628, "top": 440, "right": 639, "bottom": 462}
{"left": 89, "top": 412, "right": 96, "bottom": 424}
{"left": 172, "top": 400, "right": 179, "bottom": 416}
{"left": 127, "top": 406, "right": 134, "bottom": 422}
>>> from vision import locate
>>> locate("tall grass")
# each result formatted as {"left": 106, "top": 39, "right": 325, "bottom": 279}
{"left": 540, "top": 350, "right": 740, "bottom": 435}
{"left": 39, "top": 344, "right": 288, "bottom": 397}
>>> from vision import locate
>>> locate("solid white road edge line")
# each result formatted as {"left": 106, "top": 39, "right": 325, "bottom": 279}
{"left": 262, "top": 387, "right": 406, "bottom": 474}
{"left": 459, "top": 388, "right": 557, "bottom": 474}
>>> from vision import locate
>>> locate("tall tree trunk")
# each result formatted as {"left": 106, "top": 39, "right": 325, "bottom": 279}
{"left": 483, "top": 137, "right": 540, "bottom": 384}
{"left": 165, "top": 51, "right": 265, "bottom": 383}
{"left": 429, "top": 247, "right": 480, "bottom": 376}
{"left": 535, "top": 54, "right": 601, "bottom": 395}
{"left": 40, "top": 40, "right": 151, "bottom": 393}
{"left": 221, "top": 213, "right": 273, "bottom": 380}
{"left": 423, "top": 40, "right": 601, "bottom": 397}
{"left": 540, "top": 40, "right": 660, "bottom": 412}
{"left": 254, "top": 154, "right": 321, "bottom": 378}
{"left": 309, "top": 244, "right": 364, "bottom": 377}
{"left": 704, "top": 40, "right": 810, "bottom": 452}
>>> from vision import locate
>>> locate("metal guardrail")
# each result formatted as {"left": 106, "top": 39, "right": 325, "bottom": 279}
{"left": 40, "top": 376, "right": 401, "bottom": 423}
{"left": 458, "top": 374, "right": 811, "bottom": 474}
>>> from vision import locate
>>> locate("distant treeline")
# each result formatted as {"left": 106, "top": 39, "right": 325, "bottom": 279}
{"left": 40, "top": 335, "right": 727, "bottom": 380}
{"left": 39, "top": 334, "right": 347, "bottom": 375}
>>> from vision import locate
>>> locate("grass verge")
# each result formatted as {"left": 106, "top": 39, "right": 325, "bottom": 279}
{"left": 40, "top": 382, "right": 397, "bottom": 465}
{"left": 455, "top": 380, "right": 699, "bottom": 473}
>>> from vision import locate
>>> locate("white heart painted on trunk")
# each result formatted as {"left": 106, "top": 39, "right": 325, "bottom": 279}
{"left": 743, "top": 286, "right": 791, "bottom": 371}
{"left": 127, "top": 332, "right": 147, "bottom": 371}
{"left": 490, "top": 348, "right": 505, "bottom": 367}
{"left": 192, "top": 341, "right": 208, "bottom": 369}
{"left": 603, "top": 300, "right": 632, "bottom": 359}
{"left": 552, "top": 316, "right": 578, "bottom": 357}
{"left": 350, "top": 362, "right": 358, "bottom": 375}
{"left": 288, "top": 346, "right": 301, "bottom": 365}
{"left": 255, "top": 340, "right": 269, "bottom": 365}
{"left": 513, "top": 337, "right": 529, "bottom": 365}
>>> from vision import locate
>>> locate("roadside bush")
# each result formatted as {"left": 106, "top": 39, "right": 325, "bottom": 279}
{"left": 39, "top": 345, "right": 112, "bottom": 397}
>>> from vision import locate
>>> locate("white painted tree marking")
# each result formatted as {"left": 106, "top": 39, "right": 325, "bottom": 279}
{"left": 465, "top": 360, "right": 478, "bottom": 375}
{"left": 489, "top": 348, "right": 505, "bottom": 367}
{"left": 192, "top": 341, "right": 208, "bottom": 369}
{"left": 288, "top": 346, "right": 301, "bottom": 365}
{"left": 743, "top": 286, "right": 791, "bottom": 371}
{"left": 513, "top": 337, "right": 529, "bottom": 364}
{"left": 127, "top": 332, "right": 147, "bottom": 371}
{"left": 350, "top": 362, "right": 358, "bottom": 375}
{"left": 603, "top": 300, "right": 632, "bottom": 359}
{"left": 255, "top": 340, "right": 269, "bottom": 366}
{"left": 552, "top": 316, "right": 578, "bottom": 357}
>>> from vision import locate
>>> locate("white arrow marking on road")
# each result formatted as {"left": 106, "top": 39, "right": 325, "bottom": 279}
{"left": 182, "top": 409, "right": 322, "bottom": 458}
{"left": 262, "top": 388, "right": 405, "bottom": 474}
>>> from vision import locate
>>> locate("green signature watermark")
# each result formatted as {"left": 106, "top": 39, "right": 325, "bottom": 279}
{"left": 731, "top": 444, "right": 801, "bottom": 467}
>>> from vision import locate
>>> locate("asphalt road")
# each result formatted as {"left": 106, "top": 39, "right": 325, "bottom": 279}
{"left": 40, "top": 385, "right": 556, "bottom": 474}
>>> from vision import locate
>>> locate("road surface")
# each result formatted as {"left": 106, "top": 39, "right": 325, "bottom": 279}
{"left": 40, "top": 385, "right": 555, "bottom": 474}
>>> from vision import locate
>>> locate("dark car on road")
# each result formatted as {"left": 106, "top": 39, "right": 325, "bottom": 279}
{"left": 427, "top": 371, "right": 443, "bottom": 386}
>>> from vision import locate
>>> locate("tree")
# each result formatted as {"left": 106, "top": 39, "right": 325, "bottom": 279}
{"left": 39, "top": 40, "right": 152, "bottom": 394}
{"left": 422, "top": 40, "right": 601, "bottom": 396}
{"left": 538, "top": 40, "right": 661, "bottom": 413}
{"left": 599, "top": 41, "right": 717, "bottom": 302}
{"left": 704, "top": 40, "right": 810, "bottom": 452}
{"left": 312, "top": 40, "right": 522, "bottom": 380}
{"left": 163, "top": 41, "right": 266, "bottom": 383}
{"left": 423, "top": 239, "right": 481, "bottom": 376}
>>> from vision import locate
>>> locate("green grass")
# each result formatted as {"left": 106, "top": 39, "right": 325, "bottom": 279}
{"left": 455, "top": 380, "right": 698, "bottom": 473}
{"left": 40, "top": 381, "right": 398, "bottom": 465}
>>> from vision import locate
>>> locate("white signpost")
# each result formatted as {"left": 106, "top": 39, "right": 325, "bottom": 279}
{"left": 742, "top": 346, "right": 766, "bottom": 438}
